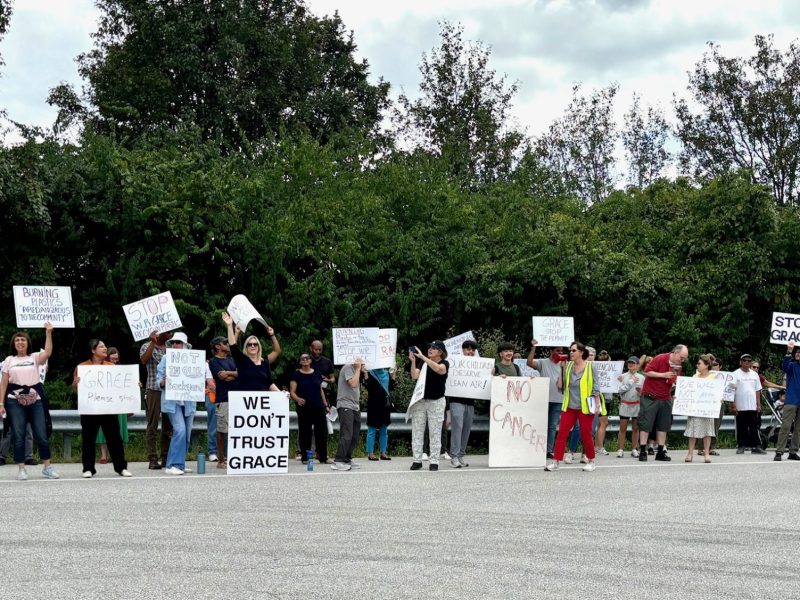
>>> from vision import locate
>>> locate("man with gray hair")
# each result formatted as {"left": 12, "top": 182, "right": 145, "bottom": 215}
{"left": 637, "top": 344, "right": 688, "bottom": 462}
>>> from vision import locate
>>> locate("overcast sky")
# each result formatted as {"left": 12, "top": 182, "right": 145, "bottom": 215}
{"left": 1, "top": 0, "right": 798, "bottom": 146}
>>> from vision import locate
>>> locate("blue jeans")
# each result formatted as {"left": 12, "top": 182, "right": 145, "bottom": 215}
{"left": 205, "top": 395, "right": 218, "bottom": 456}
{"left": 166, "top": 405, "right": 194, "bottom": 470}
{"left": 5, "top": 398, "right": 50, "bottom": 464}
{"left": 366, "top": 425, "right": 388, "bottom": 454}
{"left": 547, "top": 403, "right": 562, "bottom": 453}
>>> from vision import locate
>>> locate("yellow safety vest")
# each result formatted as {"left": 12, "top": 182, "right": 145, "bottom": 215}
{"left": 562, "top": 361, "right": 603, "bottom": 415}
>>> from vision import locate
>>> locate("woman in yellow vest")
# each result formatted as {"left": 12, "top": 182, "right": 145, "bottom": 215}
{"left": 545, "top": 341, "right": 601, "bottom": 472}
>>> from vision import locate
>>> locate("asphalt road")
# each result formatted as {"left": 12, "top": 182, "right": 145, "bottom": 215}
{"left": 1, "top": 450, "right": 797, "bottom": 599}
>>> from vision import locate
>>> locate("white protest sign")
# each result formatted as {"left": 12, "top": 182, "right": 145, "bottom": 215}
{"left": 712, "top": 371, "right": 737, "bottom": 403}
{"left": 373, "top": 328, "right": 397, "bottom": 370}
{"left": 531, "top": 316, "right": 574, "bottom": 347}
{"left": 444, "top": 331, "right": 480, "bottom": 357}
{"left": 332, "top": 327, "right": 379, "bottom": 365}
{"left": 123, "top": 291, "right": 182, "bottom": 341}
{"left": 405, "top": 364, "right": 427, "bottom": 421}
{"left": 227, "top": 294, "right": 267, "bottom": 331}
{"left": 77, "top": 364, "right": 141, "bottom": 415}
{"left": 672, "top": 376, "right": 725, "bottom": 418}
{"left": 165, "top": 349, "right": 206, "bottom": 403}
{"left": 227, "top": 391, "right": 290, "bottom": 474}
{"left": 593, "top": 361, "right": 625, "bottom": 394}
{"left": 13, "top": 286, "right": 74, "bottom": 328}
{"left": 445, "top": 356, "right": 495, "bottom": 400}
{"left": 770, "top": 312, "right": 800, "bottom": 345}
{"left": 489, "top": 376, "right": 549, "bottom": 468}
{"left": 514, "top": 359, "right": 540, "bottom": 378}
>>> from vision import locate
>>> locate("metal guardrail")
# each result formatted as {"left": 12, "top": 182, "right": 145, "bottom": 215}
{"left": 50, "top": 410, "right": 738, "bottom": 458}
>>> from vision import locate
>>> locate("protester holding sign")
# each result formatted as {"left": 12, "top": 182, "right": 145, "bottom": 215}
{"left": 157, "top": 332, "right": 198, "bottom": 475}
{"left": 683, "top": 355, "right": 718, "bottom": 463}
{"left": 366, "top": 367, "right": 393, "bottom": 461}
{"left": 72, "top": 340, "right": 132, "bottom": 478}
{"left": 140, "top": 331, "right": 173, "bottom": 470}
{"left": 0, "top": 324, "right": 59, "bottom": 480}
{"left": 527, "top": 340, "right": 567, "bottom": 459}
{"left": 96, "top": 347, "right": 130, "bottom": 465}
{"left": 222, "top": 312, "right": 280, "bottom": 394}
{"left": 290, "top": 352, "right": 330, "bottom": 466}
{"left": 546, "top": 342, "right": 600, "bottom": 472}
{"left": 409, "top": 341, "right": 450, "bottom": 471}
{"left": 776, "top": 342, "right": 800, "bottom": 461}
{"left": 447, "top": 339, "right": 479, "bottom": 468}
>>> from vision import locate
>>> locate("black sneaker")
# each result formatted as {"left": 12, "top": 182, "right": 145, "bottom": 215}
{"left": 788, "top": 453, "right": 800, "bottom": 461}
{"left": 751, "top": 448, "right": 766, "bottom": 455}
{"left": 647, "top": 447, "right": 655, "bottom": 455}
{"left": 148, "top": 461, "right": 162, "bottom": 470}
{"left": 429, "top": 464, "right": 439, "bottom": 471}
{"left": 735, "top": 447, "right": 745, "bottom": 454}
{"left": 774, "top": 453, "right": 783, "bottom": 461}
{"left": 655, "top": 452, "right": 671, "bottom": 462}
{"left": 638, "top": 452, "right": 648, "bottom": 462}
{"left": 410, "top": 462, "right": 423, "bottom": 471}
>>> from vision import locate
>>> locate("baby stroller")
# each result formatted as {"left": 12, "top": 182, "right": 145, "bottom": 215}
{"left": 760, "top": 389, "right": 784, "bottom": 450}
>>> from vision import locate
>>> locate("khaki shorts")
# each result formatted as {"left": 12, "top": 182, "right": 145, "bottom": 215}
{"left": 216, "top": 402, "right": 229, "bottom": 434}
{"left": 637, "top": 396, "right": 673, "bottom": 433}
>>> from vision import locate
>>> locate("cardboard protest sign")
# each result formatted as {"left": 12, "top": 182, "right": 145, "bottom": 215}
{"left": 672, "top": 376, "right": 725, "bottom": 419}
{"left": 770, "top": 312, "right": 800, "bottom": 345}
{"left": 13, "top": 286, "right": 74, "bottom": 328}
{"left": 332, "top": 327, "right": 379, "bottom": 365}
{"left": 227, "top": 294, "right": 268, "bottom": 331}
{"left": 123, "top": 291, "right": 182, "bottom": 341}
{"left": 77, "top": 365, "right": 141, "bottom": 415}
{"left": 713, "top": 371, "right": 737, "bottom": 403}
{"left": 593, "top": 361, "right": 625, "bottom": 394}
{"left": 531, "top": 316, "right": 574, "bottom": 347}
{"left": 372, "top": 328, "right": 397, "bottom": 370}
{"left": 165, "top": 349, "right": 206, "bottom": 403}
{"left": 227, "top": 391, "right": 290, "bottom": 474}
{"left": 444, "top": 331, "right": 480, "bottom": 357}
{"left": 514, "top": 359, "right": 539, "bottom": 378}
{"left": 489, "top": 376, "right": 549, "bottom": 468}
{"left": 405, "top": 364, "right": 427, "bottom": 421}
{"left": 445, "top": 356, "right": 495, "bottom": 400}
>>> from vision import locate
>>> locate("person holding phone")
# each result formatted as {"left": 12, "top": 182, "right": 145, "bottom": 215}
{"left": 409, "top": 341, "right": 449, "bottom": 471}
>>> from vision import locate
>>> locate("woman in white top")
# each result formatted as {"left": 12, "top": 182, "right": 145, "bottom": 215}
{"left": 0, "top": 324, "right": 59, "bottom": 480}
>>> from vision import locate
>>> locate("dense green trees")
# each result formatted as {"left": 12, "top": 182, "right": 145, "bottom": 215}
{"left": 1, "top": 4, "right": 799, "bottom": 399}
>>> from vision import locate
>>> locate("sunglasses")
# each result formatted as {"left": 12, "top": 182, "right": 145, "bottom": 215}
{"left": 299, "top": 356, "right": 311, "bottom": 360}
{"left": 246, "top": 342, "right": 260, "bottom": 347}
{"left": 569, "top": 348, "right": 580, "bottom": 353}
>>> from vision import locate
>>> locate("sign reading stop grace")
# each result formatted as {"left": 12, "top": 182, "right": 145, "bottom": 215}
{"left": 770, "top": 312, "right": 800, "bottom": 345}
{"left": 531, "top": 316, "right": 574, "bottom": 347}
{"left": 489, "top": 376, "right": 549, "bottom": 468}
{"left": 165, "top": 349, "right": 206, "bottom": 403}
{"left": 123, "top": 291, "right": 183, "bottom": 341}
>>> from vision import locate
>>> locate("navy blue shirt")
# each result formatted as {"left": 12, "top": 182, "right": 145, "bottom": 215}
{"left": 209, "top": 355, "right": 237, "bottom": 403}
{"left": 290, "top": 369, "right": 325, "bottom": 409}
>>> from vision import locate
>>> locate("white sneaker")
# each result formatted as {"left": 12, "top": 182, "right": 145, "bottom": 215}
{"left": 580, "top": 454, "right": 587, "bottom": 464}
{"left": 564, "top": 453, "right": 573, "bottom": 464}
{"left": 450, "top": 458, "right": 462, "bottom": 468}
{"left": 583, "top": 461, "right": 597, "bottom": 472}
{"left": 544, "top": 461, "right": 560, "bottom": 471}
{"left": 421, "top": 453, "right": 429, "bottom": 461}
{"left": 596, "top": 447, "right": 609, "bottom": 456}
{"left": 330, "top": 462, "right": 351, "bottom": 471}
{"left": 441, "top": 452, "right": 451, "bottom": 460}
{"left": 82, "top": 471, "right": 93, "bottom": 478}
{"left": 208, "top": 454, "right": 219, "bottom": 462}
{"left": 631, "top": 449, "right": 640, "bottom": 458}
{"left": 183, "top": 467, "right": 193, "bottom": 473}
{"left": 119, "top": 469, "right": 133, "bottom": 477}
{"left": 617, "top": 449, "right": 625, "bottom": 458}
{"left": 165, "top": 466, "right": 184, "bottom": 475}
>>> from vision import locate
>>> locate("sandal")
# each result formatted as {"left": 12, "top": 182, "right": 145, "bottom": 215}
{"left": 368, "top": 454, "right": 379, "bottom": 461}
{"left": 380, "top": 454, "right": 391, "bottom": 461}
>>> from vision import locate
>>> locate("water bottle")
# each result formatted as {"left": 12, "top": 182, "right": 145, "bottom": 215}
{"left": 306, "top": 450, "right": 314, "bottom": 471}
{"left": 197, "top": 452, "right": 206, "bottom": 475}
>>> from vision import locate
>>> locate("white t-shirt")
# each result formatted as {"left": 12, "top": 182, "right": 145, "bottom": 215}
{"left": 732, "top": 368, "right": 762, "bottom": 411}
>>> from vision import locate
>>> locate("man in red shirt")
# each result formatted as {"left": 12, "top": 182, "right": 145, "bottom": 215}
{"left": 638, "top": 344, "right": 689, "bottom": 462}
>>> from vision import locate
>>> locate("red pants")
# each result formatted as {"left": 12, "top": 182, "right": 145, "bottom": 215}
{"left": 553, "top": 408, "right": 596, "bottom": 461}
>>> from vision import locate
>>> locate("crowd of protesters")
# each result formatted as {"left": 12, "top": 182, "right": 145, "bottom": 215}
{"left": 2, "top": 315, "right": 797, "bottom": 479}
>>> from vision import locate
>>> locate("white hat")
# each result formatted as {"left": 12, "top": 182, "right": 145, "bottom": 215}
{"left": 167, "top": 331, "right": 192, "bottom": 349}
